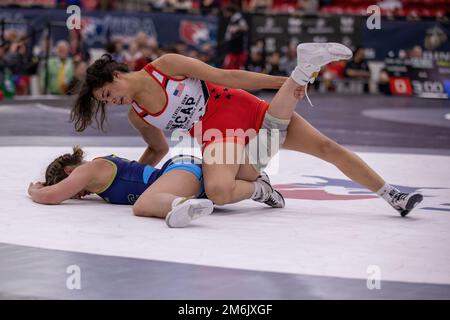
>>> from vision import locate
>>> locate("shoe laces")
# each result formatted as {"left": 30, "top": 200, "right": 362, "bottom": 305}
{"left": 392, "top": 192, "right": 408, "bottom": 203}
{"left": 304, "top": 83, "right": 314, "bottom": 107}
{"left": 264, "top": 192, "right": 280, "bottom": 207}
{"left": 253, "top": 180, "right": 273, "bottom": 202}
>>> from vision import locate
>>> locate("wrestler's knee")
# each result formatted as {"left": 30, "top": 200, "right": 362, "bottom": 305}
{"left": 132, "top": 201, "right": 146, "bottom": 216}
{"left": 132, "top": 198, "right": 154, "bottom": 217}
{"left": 204, "top": 180, "right": 235, "bottom": 205}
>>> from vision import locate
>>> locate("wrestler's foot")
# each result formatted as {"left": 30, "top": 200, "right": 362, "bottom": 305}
{"left": 252, "top": 171, "right": 285, "bottom": 208}
{"left": 166, "top": 198, "right": 214, "bottom": 228}
{"left": 291, "top": 42, "right": 353, "bottom": 86}
{"left": 390, "top": 191, "right": 423, "bottom": 217}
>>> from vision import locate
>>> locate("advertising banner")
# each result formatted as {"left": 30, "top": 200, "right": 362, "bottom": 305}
{"left": 0, "top": 9, "right": 218, "bottom": 50}
{"left": 386, "top": 55, "right": 450, "bottom": 99}
{"left": 249, "top": 14, "right": 363, "bottom": 53}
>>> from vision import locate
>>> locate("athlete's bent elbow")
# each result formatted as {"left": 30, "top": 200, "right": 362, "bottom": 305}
{"left": 154, "top": 145, "right": 169, "bottom": 158}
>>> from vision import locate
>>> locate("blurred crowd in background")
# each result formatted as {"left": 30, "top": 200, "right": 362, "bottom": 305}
{"left": 2, "top": 0, "right": 445, "bottom": 17}
{"left": 0, "top": 0, "right": 332, "bottom": 14}
{"left": 0, "top": 26, "right": 216, "bottom": 96}
{"left": 0, "top": 0, "right": 449, "bottom": 99}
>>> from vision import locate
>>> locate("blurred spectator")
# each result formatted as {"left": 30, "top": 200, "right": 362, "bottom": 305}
{"left": 98, "top": 0, "right": 115, "bottom": 10}
{"left": 198, "top": 43, "right": 215, "bottom": 64}
{"left": 80, "top": 0, "right": 100, "bottom": 11}
{"left": 344, "top": 47, "right": 370, "bottom": 79}
{"left": 69, "top": 30, "right": 90, "bottom": 63}
{"left": 67, "top": 61, "right": 87, "bottom": 95}
{"left": 252, "top": 38, "right": 267, "bottom": 62}
{"left": 0, "top": 45, "right": 7, "bottom": 87}
{"left": 40, "top": 40, "right": 74, "bottom": 95}
{"left": 200, "top": 0, "right": 220, "bottom": 15}
{"left": 134, "top": 44, "right": 155, "bottom": 70}
{"left": 298, "top": 0, "right": 319, "bottom": 13}
{"left": 158, "top": 45, "right": 178, "bottom": 57}
{"left": 246, "top": 48, "right": 265, "bottom": 73}
{"left": 105, "top": 39, "right": 126, "bottom": 63}
{"left": 344, "top": 47, "right": 370, "bottom": 92}
{"left": 378, "top": 68, "right": 391, "bottom": 95}
{"left": 167, "top": 0, "right": 193, "bottom": 11}
{"left": 187, "top": 49, "right": 200, "bottom": 59}
{"left": 4, "top": 40, "right": 28, "bottom": 76}
{"left": 321, "top": 61, "right": 346, "bottom": 91}
{"left": 266, "top": 52, "right": 285, "bottom": 76}
{"left": 279, "top": 41, "right": 297, "bottom": 76}
{"left": 377, "top": 0, "right": 402, "bottom": 10}
{"left": 124, "top": 41, "right": 143, "bottom": 71}
{"left": 4, "top": 30, "right": 21, "bottom": 45}
{"left": 149, "top": 0, "right": 168, "bottom": 11}
{"left": 222, "top": 5, "right": 248, "bottom": 70}
{"left": 3, "top": 38, "right": 37, "bottom": 95}
{"left": 248, "top": 0, "right": 273, "bottom": 12}
{"left": 175, "top": 41, "right": 189, "bottom": 55}
{"left": 323, "top": 61, "right": 346, "bottom": 80}
{"left": 135, "top": 31, "right": 153, "bottom": 48}
{"left": 229, "top": 0, "right": 244, "bottom": 10}
{"left": 408, "top": 45, "right": 423, "bottom": 58}
{"left": 57, "top": 1, "right": 82, "bottom": 7}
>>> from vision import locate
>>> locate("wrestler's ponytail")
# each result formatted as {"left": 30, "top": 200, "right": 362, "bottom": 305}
{"left": 70, "top": 54, "right": 129, "bottom": 132}
{"left": 44, "top": 146, "right": 85, "bottom": 186}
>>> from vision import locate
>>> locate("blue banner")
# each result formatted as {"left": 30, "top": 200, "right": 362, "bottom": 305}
{"left": 362, "top": 19, "right": 450, "bottom": 60}
{"left": 0, "top": 9, "right": 218, "bottom": 50}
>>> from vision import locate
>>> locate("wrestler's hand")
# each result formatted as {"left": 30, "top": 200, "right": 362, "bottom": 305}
{"left": 28, "top": 182, "right": 44, "bottom": 196}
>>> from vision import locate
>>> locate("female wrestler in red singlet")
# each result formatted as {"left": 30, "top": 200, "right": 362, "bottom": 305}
{"left": 71, "top": 43, "right": 423, "bottom": 217}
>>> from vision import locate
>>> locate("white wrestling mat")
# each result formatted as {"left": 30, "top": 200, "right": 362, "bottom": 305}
{"left": 0, "top": 146, "right": 449, "bottom": 286}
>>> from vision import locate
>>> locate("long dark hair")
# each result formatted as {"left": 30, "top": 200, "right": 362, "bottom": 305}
{"left": 70, "top": 54, "right": 129, "bottom": 132}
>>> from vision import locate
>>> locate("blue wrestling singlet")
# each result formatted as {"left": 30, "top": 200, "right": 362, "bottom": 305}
{"left": 95, "top": 155, "right": 204, "bottom": 205}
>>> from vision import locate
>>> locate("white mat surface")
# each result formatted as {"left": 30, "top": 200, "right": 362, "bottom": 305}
{"left": 1, "top": 146, "right": 449, "bottom": 285}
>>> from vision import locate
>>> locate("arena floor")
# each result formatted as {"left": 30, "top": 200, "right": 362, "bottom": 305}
{"left": 0, "top": 93, "right": 449, "bottom": 299}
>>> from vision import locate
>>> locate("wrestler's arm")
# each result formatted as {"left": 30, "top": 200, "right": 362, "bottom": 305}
{"left": 154, "top": 53, "right": 287, "bottom": 91}
{"left": 28, "top": 163, "right": 95, "bottom": 205}
{"left": 128, "top": 108, "right": 169, "bottom": 166}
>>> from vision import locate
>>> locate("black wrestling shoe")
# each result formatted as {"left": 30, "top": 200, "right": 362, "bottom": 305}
{"left": 391, "top": 192, "right": 424, "bottom": 217}
{"left": 253, "top": 171, "right": 285, "bottom": 209}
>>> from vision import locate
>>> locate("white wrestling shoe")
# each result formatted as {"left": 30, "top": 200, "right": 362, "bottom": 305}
{"left": 291, "top": 42, "right": 353, "bottom": 106}
{"left": 166, "top": 198, "right": 214, "bottom": 228}
{"left": 291, "top": 42, "right": 353, "bottom": 85}
{"left": 252, "top": 171, "right": 285, "bottom": 209}
{"left": 390, "top": 191, "right": 423, "bottom": 217}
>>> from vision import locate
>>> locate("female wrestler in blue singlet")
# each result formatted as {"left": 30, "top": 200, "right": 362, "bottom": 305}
{"left": 27, "top": 146, "right": 213, "bottom": 228}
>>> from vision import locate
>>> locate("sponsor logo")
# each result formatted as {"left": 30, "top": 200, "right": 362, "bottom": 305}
{"left": 180, "top": 21, "right": 209, "bottom": 46}
{"left": 274, "top": 176, "right": 378, "bottom": 201}
{"left": 274, "top": 176, "right": 448, "bottom": 207}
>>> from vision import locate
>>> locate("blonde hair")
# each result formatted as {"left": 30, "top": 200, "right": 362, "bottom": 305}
{"left": 44, "top": 146, "right": 85, "bottom": 186}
